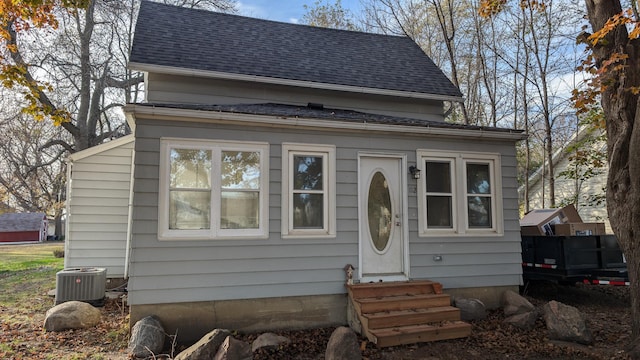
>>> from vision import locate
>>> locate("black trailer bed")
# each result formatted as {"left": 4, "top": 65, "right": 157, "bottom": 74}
{"left": 521, "top": 235, "right": 628, "bottom": 284}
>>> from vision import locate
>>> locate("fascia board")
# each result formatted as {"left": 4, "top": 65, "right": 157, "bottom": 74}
{"left": 67, "top": 134, "right": 135, "bottom": 162}
{"left": 124, "top": 104, "right": 527, "bottom": 142}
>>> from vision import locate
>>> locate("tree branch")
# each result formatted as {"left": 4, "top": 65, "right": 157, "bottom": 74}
{"left": 39, "top": 139, "right": 75, "bottom": 153}
{"left": 4, "top": 21, "right": 81, "bottom": 139}
{"left": 104, "top": 74, "right": 144, "bottom": 89}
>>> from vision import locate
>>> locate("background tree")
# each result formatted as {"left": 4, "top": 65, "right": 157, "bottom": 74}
{"left": 483, "top": 0, "right": 640, "bottom": 354}
{"left": 302, "top": 0, "right": 359, "bottom": 30}
{"left": 580, "top": 1, "right": 640, "bottom": 353}
{"left": 0, "top": 0, "right": 236, "bottom": 229}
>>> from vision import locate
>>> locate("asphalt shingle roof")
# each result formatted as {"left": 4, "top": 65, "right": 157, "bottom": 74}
{"left": 130, "top": 1, "right": 462, "bottom": 99}
{"left": 0, "top": 212, "right": 46, "bottom": 232}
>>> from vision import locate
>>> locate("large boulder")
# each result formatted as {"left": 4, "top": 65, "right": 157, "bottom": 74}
{"left": 43, "top": 301, "right": 101, "bottom": 332}
{"left": 175, "top": 328, "right": 231, "bottom": 360}
{"left": 213, "top": 336, "right": 252, "bottom": 360}
{"left": 542, "top": 301, "right": 593, "bottom": 344}
{"left": 128, "top": 315, "right": 166, "bottom": 359}
{"left": 502, "top": 290, "right": 535, "bottom": 316}
{"left": 454, "top": 298, "right": 487, "bottom": 321}
{"left": 325, "top": 326, "right": 361, "bottom": 360}
{"left": 251, "top": 332, "right": 291, "bottom": 352}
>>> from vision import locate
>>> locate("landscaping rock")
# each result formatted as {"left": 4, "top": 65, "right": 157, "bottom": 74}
{"left": 128, "top": 315, "right": 166, "bottom": 358}
{"left": 325, "top": 326, "right": 361, "bottom": 360}
{"left": 251, "top": 332, "right": 291, "bottom": 352}
{"left": 454, "top": 297, "right": 487, "bottom": 321}
{"left": 175, "top": 328, "right": 231, "bottom": 360}
{"left": 43, "top": 301, "right": 101, "bottom": 332}
{"left": 505, "top": 309, "right": 539, "bottom": 330}
{"left": 543, "top": 300, "right": 593, "bottom": 344}
{"left": 214, "top": 336, "right": 252, "bottom": 360}
{"left": 503, "top": 289, "right": 535, "bottom": 316}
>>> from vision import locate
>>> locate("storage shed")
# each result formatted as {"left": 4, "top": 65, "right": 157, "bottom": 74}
{"left": 0, "top": 212, "right": 47, "bottom": 242}
{"left": 64, "top": 135, "right": 134, "bottom": 278}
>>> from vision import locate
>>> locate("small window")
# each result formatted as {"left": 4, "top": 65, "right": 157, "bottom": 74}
{"left": 159, "top": 139, "right": 269, "bottom": 240}
{"left": 169, "top": 149, "right": 212, "bottom": 230}
{"left": 417, "top": 150, "right": 502, "bottom": 236}
{"left": 425, "top": 160, "right": 454, "bottom": 229}
{"left": 465, "top": 162, "right": 493, "bottom": 229}
{"left": 282, "top": 143, "right": 336, "bottom": 238}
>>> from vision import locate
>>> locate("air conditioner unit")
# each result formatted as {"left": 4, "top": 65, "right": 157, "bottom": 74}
{"left": 55, "top": 267, "right": 107, "bottom": 306}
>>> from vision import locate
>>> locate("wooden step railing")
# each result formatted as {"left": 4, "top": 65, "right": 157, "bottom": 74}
{"left": 346, "top": 280, "right": 471, "bottom": 348}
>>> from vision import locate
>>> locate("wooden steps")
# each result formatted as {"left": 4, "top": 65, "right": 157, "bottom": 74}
{"left": 347, "top": 280, "right": 471, "bottom": 348}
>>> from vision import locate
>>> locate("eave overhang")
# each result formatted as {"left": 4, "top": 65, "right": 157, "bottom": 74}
{"left": 124, "top": 104, "right": 527, "bottom": 142}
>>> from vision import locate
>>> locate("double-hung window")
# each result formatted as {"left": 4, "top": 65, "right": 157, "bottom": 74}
{"left": 417, "top": 150, "right": 502, "bottom": 236}
{"left": 281, "top": 143, "right": 336, "bottom": 238}
{"left": 158, "top": 139, "right": 269, "bottom": 240}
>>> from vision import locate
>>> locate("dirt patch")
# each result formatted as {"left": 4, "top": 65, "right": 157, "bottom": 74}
{"left": 0, "top": 290, "right": 130, "bottom": 360}
{"left": 241, "top": 281, "right": 633, "bottom": 359}
{"left": 0, "top": 281, "right": 633, "bottom": 359}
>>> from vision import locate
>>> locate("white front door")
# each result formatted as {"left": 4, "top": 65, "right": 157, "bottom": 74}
{"left": 359, "top": 154, "right": 408, "bottom": 282}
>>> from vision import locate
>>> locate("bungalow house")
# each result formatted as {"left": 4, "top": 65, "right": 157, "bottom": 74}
{"left": 66, "top": 0, "right": 527, "bottom": 343}
{"left": 0, "top": 212, "right": 47, "bottom": 243}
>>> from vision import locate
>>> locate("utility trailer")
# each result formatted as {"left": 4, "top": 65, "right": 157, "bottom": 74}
{"left": 521, "top": 234, "right": 628, "bottom": 285}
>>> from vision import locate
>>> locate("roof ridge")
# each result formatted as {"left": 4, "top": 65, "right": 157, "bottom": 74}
{"left": 131, "top": 1, "right": 462, "bottom": 98}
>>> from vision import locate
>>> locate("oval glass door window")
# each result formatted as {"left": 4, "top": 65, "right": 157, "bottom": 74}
{"left": 368, "top": 171, "right": 392, "bottom": 251}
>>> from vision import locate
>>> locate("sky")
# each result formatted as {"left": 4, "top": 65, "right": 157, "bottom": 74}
{"left": 236, "top": 0, "right": 361, "bottom": 24}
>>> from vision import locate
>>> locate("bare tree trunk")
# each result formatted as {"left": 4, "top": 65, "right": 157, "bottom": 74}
{"left": 521, "top": 1, "right": 557, "bottom": 207}
{"left": 429, "top": 0, "right": 470, "bottom": 124}
{"left": 584, "top": 0, "right": 640, "bottom": 353}
{"left": 545, "top": 123, "right": 555, "bottom": 207}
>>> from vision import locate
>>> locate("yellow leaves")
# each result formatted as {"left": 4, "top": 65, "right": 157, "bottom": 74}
{"left": 479, "top": 0, "right": 548, "bottom": 17}
{"left": 0, "top": 0, "right": 85, "bottom": 127}
{"left": 0, "top": 64, "right": 70, "bottom": 125}
{"left": 587, "top": 8, "right": 638, "bottom": 45}
{"left": 599, "top": 52, "right": 628, "bottom": 73}
{"left": 519, "top": 0, "right": 546, "bottom": 12}
{"left": 22, "top": 101, "right": 71, "bottom": 126}
{"left": 630, "top": 24, "right": 640, "bottom": 39}
{"left": 478, "top": 0, "right": 507, "bottom": 18}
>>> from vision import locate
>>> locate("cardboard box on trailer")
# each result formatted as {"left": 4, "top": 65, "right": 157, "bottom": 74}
{"left": 520, "top": 205, "right": 583, "bottom": 236}
{"left": 552, "top": 222, "right": 606, "bottom": 236}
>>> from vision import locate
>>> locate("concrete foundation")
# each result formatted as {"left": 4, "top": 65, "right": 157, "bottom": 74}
{"left": 130, "top": 294, "right": 348, "bottom": 344}
{"left": 445, "top": 285, "right": 518, "bottom": 308}
{"left": 129, "top": 285, "right": 515, "bottom": 344}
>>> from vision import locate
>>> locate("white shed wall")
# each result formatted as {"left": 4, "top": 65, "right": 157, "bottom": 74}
{"left": 526, "top": 138, "right": 610, "bottom": 233}
{"left": 65, "top": 136, "right": 134, "bottom": 278}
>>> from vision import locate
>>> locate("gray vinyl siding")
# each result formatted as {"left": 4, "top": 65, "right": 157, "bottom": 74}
{"left": 65, "top": 137, "right": 133, "bottom": 277}
{"left": 128, "top": 118, "right": 522, "bottom": 306}
{"left": 145, "top": 73, "right": 446, "bottom": 122}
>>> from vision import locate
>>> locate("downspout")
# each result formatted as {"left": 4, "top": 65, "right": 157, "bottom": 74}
{"left": 64, "top": 160, "right": 72, "bottom": 269}
{"left": 124, "top": 146, "right": 136, "bottom": 279}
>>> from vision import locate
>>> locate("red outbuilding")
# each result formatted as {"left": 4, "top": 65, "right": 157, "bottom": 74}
{"left": 0, "top": 212, "right": 48, "bottom": 243}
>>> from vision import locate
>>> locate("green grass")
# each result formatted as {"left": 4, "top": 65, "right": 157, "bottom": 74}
{"left": 0, "top": 243, "right": 64, "bottom": 308}
{"left": 0, "top": 243, "right": 64, "bottom": 273}
{"left": 0, "top": 243, "right": 130, "bottom": 359}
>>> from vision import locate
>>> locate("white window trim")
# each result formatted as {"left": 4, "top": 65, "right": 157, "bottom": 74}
{"left": 281, "top": 143, "right": 336, "bottom": 238}
{"left": 158, "top": 138, "right": 269, "bottom": 240}
{"left": 417, "top": 150, "right": 503, "bottom": 237}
